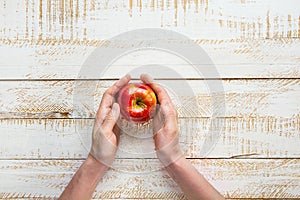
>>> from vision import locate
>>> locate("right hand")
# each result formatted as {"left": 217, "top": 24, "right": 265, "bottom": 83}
{"left": 140, "top": 74, "right": 183, "bottom": 166}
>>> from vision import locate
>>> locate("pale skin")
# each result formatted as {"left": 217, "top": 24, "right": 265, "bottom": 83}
{"left": 59, "top": 74, "right": 225, "bottom": 200}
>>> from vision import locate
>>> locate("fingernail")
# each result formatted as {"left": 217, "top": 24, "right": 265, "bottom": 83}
{"left": 142, "top": 74, "right": 154, "bottom": 83}
{"left": 124, "top": 74, "right": 131, "bottom": 80}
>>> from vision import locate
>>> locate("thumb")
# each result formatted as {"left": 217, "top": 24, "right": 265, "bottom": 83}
{"left": 102, "top": 103, "right": 120, "bottom": 131}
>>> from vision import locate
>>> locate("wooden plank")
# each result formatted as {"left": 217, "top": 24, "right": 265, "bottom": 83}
{"left": 0, "top": 159, "right": 299, "bottom": 199}
{"left": 0, "top": 79, "right": 299, "bottom": 118}
{"left": 0, "top": 63, "right": 299, "bottom": 80}
{"left": 0, "top": 0, "right": 299, "bottom": 40}
{"left": 0, "top": 39, "right": 299, "bottom": 79}
{"left": 0, "top": 117, "right": 299, "bottom": 159}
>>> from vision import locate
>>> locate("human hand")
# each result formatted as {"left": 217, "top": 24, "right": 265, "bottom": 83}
{"left": 90, "top": 74, "right": 131, "bottom": 166}
{"left": 140, "top": 74, "right": 183, "bottom": 166}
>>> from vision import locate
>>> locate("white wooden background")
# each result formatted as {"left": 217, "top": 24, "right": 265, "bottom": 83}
{"left": 0, "top": 0, "right": 299, "bottom": 199}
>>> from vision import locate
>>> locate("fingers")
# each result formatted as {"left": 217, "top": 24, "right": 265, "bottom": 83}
{"left": 140, "top": 74, "right": 172, "bottom": 104}
{"left": 102, "top": 103, "right": 120, "bottom": 133}
{"left": 141, "top": 73, "right": 177, "bottom": 123}
{"left": 140, "top": 73, "right": 154, "bottom": 84}
{"left": 96, "top": 74, "right": 131, "bottom": 123}
{"left": 105, "top": 74, "right": 131, "bottom": 98}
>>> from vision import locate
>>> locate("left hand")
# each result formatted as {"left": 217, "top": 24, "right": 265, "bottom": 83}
{"left": 90, "top": 74, "right": 131, "bottom": 166}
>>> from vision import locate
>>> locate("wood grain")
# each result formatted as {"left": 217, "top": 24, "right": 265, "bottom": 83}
{"left": 0, "top": 79, "right": 298, "bottom": 118}
{"left": 0, "top": 0, "right": 299, "bottom": 40}
{"left": 0, "top": 117, "right": 299, "bottom": 159}
{"left": 0, "top": 39, "right": 299, "bottom": 79}
{"left": 0, "top": 159, "right": 299, "bottom": 199}
{"left": 0, "top": 0, "right": 299, "bottom": 199}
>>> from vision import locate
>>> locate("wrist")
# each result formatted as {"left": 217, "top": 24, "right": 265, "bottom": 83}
{"left": 86, "top": 154, "right": 109, "bottom": 171}
{"left": 157, "top": 144, "right": 184, "bottom": 167}
{"left": 58, "top": 154, "right": 109, "bottom": 200}
{"left": 89, "top": 144, "right": 116, "bottom": 167}
{"left": 165, "top": 155, "right": 186, "bottom": 169}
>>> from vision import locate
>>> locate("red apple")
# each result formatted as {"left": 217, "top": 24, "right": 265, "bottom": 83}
{"left": 117, "top": 83, "right": 157, "bottom": 123}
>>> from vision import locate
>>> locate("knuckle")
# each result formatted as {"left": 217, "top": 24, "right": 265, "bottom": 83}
{"left": 105, "top": 113, "right": 114, "bottom": 121}
{"left": 165, "top": 124, "right": 178, "bottom": 135}
{"left": 103, "top": 89, "right": 111, "bottom": 97}
{"left": 166, "top": 107, "right": 177, "bottom": 117}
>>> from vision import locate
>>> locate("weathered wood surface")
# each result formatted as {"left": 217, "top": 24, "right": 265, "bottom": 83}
{"left": 0, "top": 39, "right": 299, "bottom": 79}
{"left": 0, "top": 0, "right": 299, "bottom": 40}
{"left": 0, "top": 159, "right": 299, "bottom": 199}
{"left": 0, "top": 117, "right": 299, "bottom": 159}
{"left": 0, "top": 0, "right": 299, "bottom": 199}
{"left": 0, "top": 79, "right": 298, "bottom": 118}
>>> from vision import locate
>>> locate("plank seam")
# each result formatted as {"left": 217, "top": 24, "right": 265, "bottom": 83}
{"left": 0, "top": 78, "right": 299, "bottom": 81}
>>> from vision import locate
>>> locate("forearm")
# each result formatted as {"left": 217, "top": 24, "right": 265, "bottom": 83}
{"left": 165, "top": 156, "right": 224, "bottom": 200}
{"left": 59, "top": 154, "right": 108, "bottom": 200}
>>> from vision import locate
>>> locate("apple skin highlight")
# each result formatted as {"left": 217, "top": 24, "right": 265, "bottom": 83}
{"left": 117, "top": 83, "right": 157, "bottom": 123}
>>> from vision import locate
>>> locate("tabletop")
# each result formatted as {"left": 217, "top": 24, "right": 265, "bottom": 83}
{"left": 0, "top": 0, "right": 299, "bottom": 199}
